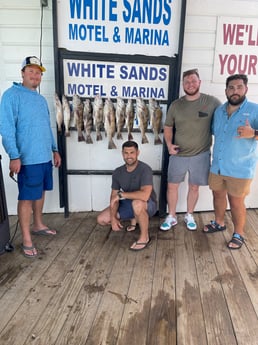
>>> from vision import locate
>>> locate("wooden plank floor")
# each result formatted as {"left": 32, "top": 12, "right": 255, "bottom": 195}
{"left": 0, "top": 210, "right": 258, "bottom": 345}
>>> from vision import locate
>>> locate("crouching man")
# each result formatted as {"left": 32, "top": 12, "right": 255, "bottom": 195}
{"left": 97, "top": 141, "right": 157, "bottom": 251}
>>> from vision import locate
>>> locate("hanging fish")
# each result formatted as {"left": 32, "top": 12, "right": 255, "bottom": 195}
{"left": 104, "top": 98, "right": 117, "bottom": 149}
{"left": 136, "top": 98, "right": 149, "bottom": 144}
{"left": 125, "top": 99, "right": 134, "bottom": 141}
{"left": 116, "top": 97, "right": 126, "bottom": 140}
{"left": 83, "top": 99, "right": 93, "bottom": 144}
{"left": 93, "top": 95, "right": 104, "bottom": 141}
{"left": 72, "top": 94, "right": 85, "bottom": 142}
{"left": 149, "top": 98, "right": 163, "bottom": 145}
{"left": 54, "top": 93, "right": 63, "bottom": 132}
{"left": 62, "top": 95, "right": 71, "bottom": 137}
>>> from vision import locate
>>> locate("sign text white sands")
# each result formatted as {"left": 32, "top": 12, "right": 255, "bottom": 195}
{"left": 63, "top": 59, "right": 170, "bottom": 100}
{"left": 57, "top": 0, "right": 181, "bottom": 56}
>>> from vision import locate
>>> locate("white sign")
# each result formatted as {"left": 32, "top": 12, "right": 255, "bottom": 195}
{"left": 63, "top": 59, "right": 170, "bottom": 100}
{"left": 57, "top": 0, "right": 181, "bottom": 57}
{"left": 213, "top": 16, "right": 258, "bottom": 82}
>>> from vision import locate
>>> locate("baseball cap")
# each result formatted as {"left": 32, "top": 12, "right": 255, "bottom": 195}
{"left": 21, "top": 56, "right": 46, "bottom": 72}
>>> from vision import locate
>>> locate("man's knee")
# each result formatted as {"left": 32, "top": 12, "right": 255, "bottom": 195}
{"left": 132, "top": 200, "right": 147, "bottom": 215}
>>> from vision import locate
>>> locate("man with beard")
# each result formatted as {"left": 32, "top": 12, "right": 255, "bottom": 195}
{"left": 203, "top": 74, "right": 258, "bottom": 249}
{"left": 160, "top": 69, "right": 221, "bottom": 232}
{"left": 97, "top": 140, "right": 157, "bottom": 251}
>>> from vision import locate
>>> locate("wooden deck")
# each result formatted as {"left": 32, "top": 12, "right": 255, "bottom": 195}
{"left": 0, "top": 210, "right": 258, "bottom": 345}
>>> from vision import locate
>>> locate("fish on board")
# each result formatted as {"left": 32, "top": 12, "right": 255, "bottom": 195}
{"left": 54, "top": 93, "right": 63, "bottom": 132}
{"left": 62, "top": 95, "right": 71, "bottom": 137}
{"left": 83, "top": 98, "right": 93, "bottom": 144}
{"left": 104, "top": 98, "right": 117, "bottom": 149}
{"left": 136, "top": 97, "right": 150, "bottom": 144}
{"left": 72, "top": 94, "right": 85, "bottom": 142}
{"left": 149, "top": 98, "right": 163, "bottom": 145}
{"left": 93, "top": 95, "right": 104, "bottom": 141}
{"left": 115, "top": 97, "right": 126, "bottom": 140}
{"left": 125, "top": 99, "right": 134, "bottom": 140}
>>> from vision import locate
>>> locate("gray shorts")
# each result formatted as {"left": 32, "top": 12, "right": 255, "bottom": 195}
{"left": 167, "top": 150, "right": 210, "bottom": 185}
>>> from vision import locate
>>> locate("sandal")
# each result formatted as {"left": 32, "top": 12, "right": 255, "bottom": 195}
{"left": 129, "top": 238, "right": 151, "bottom": 251}
{"left": 227, "top": 233, "right": 244, "bottom": 250}
{"left": 21, "top": 244, "right": 37, "bottom": 258}
{"left": 126, "top": 224, "right": 137, "bottom": 232}
{"left": 203, "top": 220, "right": 226, "bottom": 233}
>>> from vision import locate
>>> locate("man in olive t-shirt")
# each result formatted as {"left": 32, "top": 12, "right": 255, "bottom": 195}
{"left": 160, "top": 68, "right": 221, "bottom": 232}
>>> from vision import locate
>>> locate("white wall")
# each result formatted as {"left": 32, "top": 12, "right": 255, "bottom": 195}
{"left": 178, "top": 0, "right": 258, "bottom": 212}
{"left": 0, "top": 0, "right": 62, "bottom": 214}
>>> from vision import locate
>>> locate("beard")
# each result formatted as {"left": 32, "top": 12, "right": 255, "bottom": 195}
{"left": 184, "top": 86, "right": 200, "bottom": 96}
{"left": 227, "top": 94, "right": 246, "bottom": 106}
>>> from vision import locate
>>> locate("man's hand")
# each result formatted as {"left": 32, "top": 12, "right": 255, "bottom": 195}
{"left": 9, "top": 158, "right": 21, "bottom": 175}
{"left": 237, "top": 119, "right": 255, "bottom": 138}
{"left": 53, "top": 151, "right": 61, "bottom": 167}
{"left": 111, "top": 218, "right": 123, "bottom": 231}
{"left": 167, "top": 144, "right": 180, "bottom": 155}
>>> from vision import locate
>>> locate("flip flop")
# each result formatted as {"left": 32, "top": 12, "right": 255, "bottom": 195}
{"left": 129, "top": 238, "right": 151, "bottom": 251}
{"left": 126, "top": 224, "right": 137, "bottom": 232}
{"left": 21, "top": 244, "right": 37, "bottom": 258}
{"left": 31, "top": 228, "right": 57, "bottom": 236}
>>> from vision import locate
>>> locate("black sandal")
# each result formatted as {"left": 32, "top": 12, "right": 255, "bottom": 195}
{"left": 203, "top": 220, "right": 226, "bottom": 233}
{"left": 227, "top": 233, "right": 244, "bottom": 250}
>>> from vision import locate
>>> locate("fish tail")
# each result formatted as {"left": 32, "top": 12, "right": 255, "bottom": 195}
{"left": 154, "top": 135, "right": 162, "bottom": 145}
{"left": 117, "top": 132, "right": 123, "bottom": 140}
{"left": 86, "top": 135, "right": 93, "bottom": 144}
{"left": 128, "top": 132, "right": 133, "bottom": 140}
{"left": 108, "top": 139, "right": 117, "bottom": 149}
{"left": 141, "top": 134, "right": 149, "bottom": 144}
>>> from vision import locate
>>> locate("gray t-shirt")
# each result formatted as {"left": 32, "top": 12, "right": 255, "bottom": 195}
{"left": 112, "top": 160, "right": 157, "bottom": 203}
{"left": 165, "top": 93, "right": 221, "bottom": 156}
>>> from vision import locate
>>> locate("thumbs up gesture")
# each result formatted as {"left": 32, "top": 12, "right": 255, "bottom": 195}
{"left": 237, "top": 119, "right": 255, "bottom": 138}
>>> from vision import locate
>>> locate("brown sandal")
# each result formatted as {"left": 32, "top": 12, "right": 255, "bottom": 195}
{"left": 126, "top": 224, "right": 137, "bottom": 232}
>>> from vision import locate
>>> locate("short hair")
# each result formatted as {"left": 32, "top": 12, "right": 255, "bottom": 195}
{"left": 183, "top": 68, "right": 200, "bottom": 79}
{"left": 226, "top": 74, "right": 248, "bottom": 87}
{"left": 122, "top": 141, "right": 138, "bottom": 150}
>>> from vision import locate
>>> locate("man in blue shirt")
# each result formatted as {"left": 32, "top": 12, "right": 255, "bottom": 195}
{"left": 203, "top": 74, "right": 258, "bottom": 249}
{"left": 0, "top": 56, "right": 61, "bottom": 258}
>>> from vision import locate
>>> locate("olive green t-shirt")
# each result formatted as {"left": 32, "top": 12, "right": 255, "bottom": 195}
{"left": 165, "top": 93, "right": 221, "bottom": 156}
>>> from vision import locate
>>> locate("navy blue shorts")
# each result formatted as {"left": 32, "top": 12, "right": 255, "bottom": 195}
{"left": 118, "top": 199, "right": 157, "bottom": 220}
{"left": 17, "top": 161, "right": 53, "bottom": 200}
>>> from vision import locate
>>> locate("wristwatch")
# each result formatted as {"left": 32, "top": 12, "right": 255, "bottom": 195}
{"left": 254, "top": 129, "right": 258, "bottom": 137}
{"left": 117, "top": 190, "right": 123, "bottom": 199}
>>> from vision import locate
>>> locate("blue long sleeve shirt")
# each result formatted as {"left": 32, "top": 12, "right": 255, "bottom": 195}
{"left": 0, "top": 82, "right": 57, "bottom": 165}
{"left": 211, "top": 99, "right": 258, "bottom": 179}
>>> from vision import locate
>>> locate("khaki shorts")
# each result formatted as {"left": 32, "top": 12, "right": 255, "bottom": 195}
{"left": 208, "top": 172, "right": 252, "bottom": 197}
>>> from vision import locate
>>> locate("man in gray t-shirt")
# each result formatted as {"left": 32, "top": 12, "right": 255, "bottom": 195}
{"left": 97, "top": 141, "right": 157, "bottom": 251}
